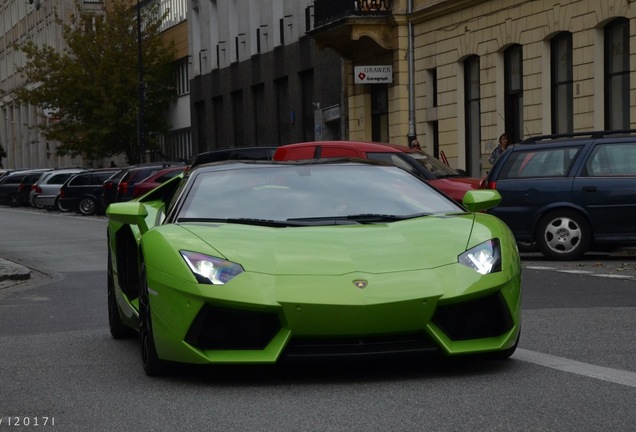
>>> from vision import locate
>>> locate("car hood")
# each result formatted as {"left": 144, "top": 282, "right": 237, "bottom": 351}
{"left": 428, "top": 177, "right": 481, "bottom": 202}
{"left": 177, "top": 214, "right": 475, "bottom": 275}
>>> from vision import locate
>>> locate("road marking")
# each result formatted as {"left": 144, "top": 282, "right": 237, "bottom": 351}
{"left": 525, "top": 265, "right": 636, "bottom": 281}
{"left": 514, "top": 348, "right": 636, "bottom": 388}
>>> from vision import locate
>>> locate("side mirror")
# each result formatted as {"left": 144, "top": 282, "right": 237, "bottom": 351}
{"left": 462, "top": 190, "right": 501, "bottom": 213}
{"left": 106, "top": 202, "right": 149, "bottom": 234}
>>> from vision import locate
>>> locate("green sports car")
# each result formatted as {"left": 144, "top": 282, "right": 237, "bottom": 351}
{"left": 106, "top": 159, "right": 521, "bottom": 375}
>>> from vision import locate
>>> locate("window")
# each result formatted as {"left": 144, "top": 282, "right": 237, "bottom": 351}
{"left": 175, "top": 59, "right": 189, "bottom": 96}
{"left": 586, "top": 143, "right": 636, "bottom": 176}
{"left": 605, "top": 18, "right": 630, "bottom": 130}
{"left": 499, "top": 147, "right": 581, "bottom": 179}
{"left": 504, "top": 45, "right": 523, "bottom": 143}
{"left": 551, "top": 32, "right": 573, "bottom": 134}
{"left": 464, "top": 55, "right": 481, "bottom": 176}
{"left": 232, "top": 91, "right": 244, "bottom": 146}
{"left": 371, "top": 84, "right": 389, "bottom": 142}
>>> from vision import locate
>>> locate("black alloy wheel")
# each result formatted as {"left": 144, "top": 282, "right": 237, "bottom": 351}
{"left": 139, "top": 260, "right": 166, "bottom": 376}
{"left": 7, "top": 194, "right": 20, "bottom": 207}
{"left": 78, "top": 197, "right": 96, "bottom": 216}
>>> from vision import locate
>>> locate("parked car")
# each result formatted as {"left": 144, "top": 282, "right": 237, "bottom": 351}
{"left": 482, "top": 130, "right": 636, "bottom": 260}
{"left": 115, "top": 164, "right": 184, "bottom": 203}
{"left": 273, "top": 141, "right": 481, "bottom": 202}
{"left": 0, "top": 169, "right": 51, "bottom": 207}
{"left": 189, "top": 146, "right": 277, "bottom": 170}
{"left": 58, "top": 168, "right": 120, "bottom": 215}
{"left": 30, "top": 168, "right": 84, "bottom": 210}
{"left": 102, "top": 163, "right": 184, "bottom": 209}
{"left": 132, "top": 166, "right": 186, "bottom": 198}
{"left": 106, "top": 159, "right": 520, "bottom": 376}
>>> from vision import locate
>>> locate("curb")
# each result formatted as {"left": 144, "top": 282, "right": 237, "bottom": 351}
{"left": 0, "top": 257, "right": 31, "bottom": 281}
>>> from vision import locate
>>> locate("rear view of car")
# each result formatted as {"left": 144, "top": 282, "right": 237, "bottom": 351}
{"left": 483, "top": 130, "right": 636, "bottom": 260}
{"left": 59, "top": 168, "right": 120, "bottom": 215}
{"left": 31, "top": 168, "right": 83, "bottom": 210}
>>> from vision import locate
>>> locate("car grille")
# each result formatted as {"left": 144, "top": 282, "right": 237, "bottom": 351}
{"left": 432, "top": 291, "right": 513, "bottom": 341}
{"left": 282, "top": 333, "right": 439, "bottom": 360}
{"left": 185, "top": 304, "right": 280, "bottom": 350}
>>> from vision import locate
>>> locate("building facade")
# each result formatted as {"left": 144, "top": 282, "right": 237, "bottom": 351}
{"left": 311, "top": 0, "right": 635, "bottom": 176}
{"left": 188, "top": 0, "right": 344, "bottom": 155}
{"left": 0, "top": 0, "right": 190, "bottom": 169}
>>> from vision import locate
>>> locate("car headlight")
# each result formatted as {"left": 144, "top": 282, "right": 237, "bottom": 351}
{"left": 180, "top": 251, "right": 244, "bottom": 284}
{"left": 458, "top": 239, "right": 501, "bottom": 275}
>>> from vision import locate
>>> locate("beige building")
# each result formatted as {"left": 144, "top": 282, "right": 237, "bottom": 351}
{"left": 312, "top": 0, "right": 634, "bottom": 176}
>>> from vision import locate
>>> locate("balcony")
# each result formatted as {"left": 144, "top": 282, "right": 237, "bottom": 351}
{"left": 309, "top": 0, "right": 395, "bottom": 60}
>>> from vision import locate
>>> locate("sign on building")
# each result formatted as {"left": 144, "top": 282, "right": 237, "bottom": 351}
{"left": 354, "top": 66, "right": 393, "bottom": 84}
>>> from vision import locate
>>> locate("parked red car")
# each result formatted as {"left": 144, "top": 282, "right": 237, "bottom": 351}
{"left": 132, "top": 166, "right": 186, "bottom": 198}
{"left": 273, "top": 141, "right": 481, "bottom": 202}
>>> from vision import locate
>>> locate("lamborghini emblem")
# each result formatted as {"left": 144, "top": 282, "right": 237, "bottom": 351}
{"left": 353, "top": 280, "right": 368, "bottom": 289}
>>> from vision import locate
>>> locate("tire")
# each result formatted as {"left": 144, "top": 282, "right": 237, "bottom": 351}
{"left": 108, "top": 248, "right": 136, "bottom": 339}
{"left": 78, "top": 197, "right": 96, "bottom": 216}
{"left": 56, "top": 197, "right": 70, "bottom": 212}
{"left": 516, "top": 241, "right": 538, "bottom": 253}
{"left": 7, "top": 194, "right": 20, "bottom": 207}
{"left": 139, "top": 260, "right": 166, "bottom": 376}
{"left": 536, "top": 209, "right": 591, "bottom": 260}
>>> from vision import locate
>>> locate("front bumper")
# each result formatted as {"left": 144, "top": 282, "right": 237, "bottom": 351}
{"left": 143, "top": 262, "right": 522, "bottom": 364}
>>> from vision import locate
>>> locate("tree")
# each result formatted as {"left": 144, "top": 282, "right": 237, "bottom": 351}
{"left": 14, "top": 0, "right": 176, "bottom": 164}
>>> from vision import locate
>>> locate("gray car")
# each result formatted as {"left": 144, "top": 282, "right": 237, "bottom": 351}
{"left": 31, "top": 168, "right": 84, "bottom": 210}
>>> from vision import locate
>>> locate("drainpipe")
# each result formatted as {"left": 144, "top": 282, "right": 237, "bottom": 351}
{"left": 407, "top": 0, "right": 416, "bottom": 144}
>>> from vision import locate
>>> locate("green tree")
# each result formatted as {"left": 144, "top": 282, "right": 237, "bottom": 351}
{"left": 14, "top": 0, "right": 176, "bottom": 164}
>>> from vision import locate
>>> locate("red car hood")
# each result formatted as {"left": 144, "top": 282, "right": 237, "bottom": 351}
{"left": 428, "top": 177, "right": 481, "bottom": 202}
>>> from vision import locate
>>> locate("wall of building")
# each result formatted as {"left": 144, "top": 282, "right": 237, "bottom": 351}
{"left": 408, "top": 0, "right": 635, "bottom": 175}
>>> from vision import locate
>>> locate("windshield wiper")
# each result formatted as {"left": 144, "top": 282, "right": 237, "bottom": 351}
{"left": 178, "top": 217, "right": 293, "bottom": 227}
{"left": 344, "top": 213, "right": 430, "bottom": 223}
{"left": 287, "top": 213, "right": 430, "bottom": 225}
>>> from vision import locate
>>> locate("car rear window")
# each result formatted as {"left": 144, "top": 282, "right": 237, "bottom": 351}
{"left": 498, "top": 146, "right": 582, "bottom": 179}
{"left": 585, "top": 142, "right": 636, "bottom": 176}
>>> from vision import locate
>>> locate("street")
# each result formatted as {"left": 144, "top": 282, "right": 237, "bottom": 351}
{"left": 0, "top": 206, "right": 635, "bottom": 431}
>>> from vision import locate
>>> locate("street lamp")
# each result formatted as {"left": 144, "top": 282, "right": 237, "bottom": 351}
{"left": 136, "top": 0, "right": 145, "bottom": 164}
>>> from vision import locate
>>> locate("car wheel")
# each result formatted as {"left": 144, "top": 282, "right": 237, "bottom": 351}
{"left": 56, "top": 197, "right": 70, "bottom": 212}
{"left": 139, "top": 260, "right": 166, "bottom": 376}
{"left": 7, "top": 194, "right": 20, "bottom": 207}
{"left": 536, "top": 210, "right": 591, "bottom": 260}
{"left": 78, "top": 197, "right": 96, "bottom": 216}
{"left": 516, "top": 241, "right": 538, "bottom": 253}
{"left": 108, "top": 248, "right": 136, "bottom": 339}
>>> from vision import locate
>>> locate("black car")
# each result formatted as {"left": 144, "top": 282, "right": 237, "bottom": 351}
{"left": 482, "top": 130, "right": 636, "bottom": 260}
{"left": 58, "top": 168, "right": 120, "bottom": 215}
{"left": 189, "top": 146, "right": 277, "bottom": 169}
{"left": 0, "top": 169, "right": 51, "bottom": 207}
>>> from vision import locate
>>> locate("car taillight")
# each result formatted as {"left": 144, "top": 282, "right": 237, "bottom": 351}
{"left": 35, "top": 185, "right": 42, "bottom": 193}
{"left": 118, "top": 182, "right": 128, "bottom": 193}
{"left": 103, "top": 181, "right": 113, "bottom": 190}
{"left": 486, "top": 181, "right": 497, "bottom": 189}
{"left": 60, "top": 189, "right": 66, "bottom": 198}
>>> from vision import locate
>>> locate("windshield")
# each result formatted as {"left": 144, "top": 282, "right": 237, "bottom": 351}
{"left": 406, "top": 152, "right": 461, "bottom": 178}
{"left": 176, "top": 163, "right": 462, "bottom": 223}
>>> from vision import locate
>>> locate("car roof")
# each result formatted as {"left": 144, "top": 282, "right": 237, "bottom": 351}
{"left": 279, "top": 141, "right": 417, "bottom": 154}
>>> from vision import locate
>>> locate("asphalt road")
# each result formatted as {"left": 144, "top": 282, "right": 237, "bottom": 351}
{"left": 0, "top": 206, "right": 635, "bottom": 431}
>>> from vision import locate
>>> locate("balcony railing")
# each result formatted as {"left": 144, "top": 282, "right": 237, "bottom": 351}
{"left": 313, "top": 0, "right": 393, "bottom": 29}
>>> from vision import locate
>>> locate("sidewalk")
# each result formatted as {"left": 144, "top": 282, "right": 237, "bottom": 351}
{"left": 0, "top": 257, "right": 30, "bottom": 283}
